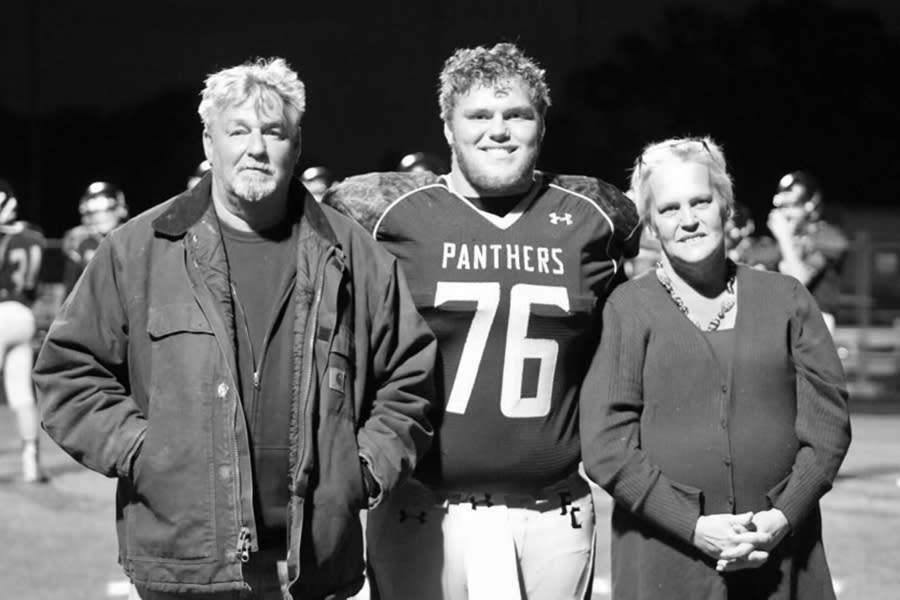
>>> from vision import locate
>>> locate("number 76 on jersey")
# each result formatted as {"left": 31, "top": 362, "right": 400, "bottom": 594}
{"left": 434, "top": 281, "right": 569, "bottom": 419}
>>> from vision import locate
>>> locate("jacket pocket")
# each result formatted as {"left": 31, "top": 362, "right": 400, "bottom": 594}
{"left": 302, "top": 400, "right": 367, "bottom": 590}
{"left": 127, "top": 303, "right": 219, "bottom": 562}
{"left": 320, "top": 326, "right": 356, "bottom": 422}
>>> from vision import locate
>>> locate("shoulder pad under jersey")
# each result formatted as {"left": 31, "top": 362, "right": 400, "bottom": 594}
{"left": 323, "top": 171, "right": 442, "bottom": 234}
{"left": 541, "top": 172, "right": 642, "bottom": 258}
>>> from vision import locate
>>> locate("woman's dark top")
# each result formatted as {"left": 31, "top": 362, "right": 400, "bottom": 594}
{"left": 580, "top": 266, "right": 851, "bottom": 599}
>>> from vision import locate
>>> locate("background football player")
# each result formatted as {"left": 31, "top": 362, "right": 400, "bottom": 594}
{"left": 326, "top": 43, "right": 640, "bottom": 600}
{"left": 768, "top": 170, "right": 848, "bottom": 332}
{"left": 186, "top": 159, "right": 211, "bottom": 190}
{"left": 0, "top": 179, "right": 48, "bottom": 483}
{"left": 726, "top": 201, "right": 780, "bottom": 271}
{"left": 397, "top": 151, "right": 447, "bottom": 175}
{"left": 299, "top": 165, "right": 334, "bottom": 202}
{"left": 61, "top": 181, "right": 128, "bottom": 295}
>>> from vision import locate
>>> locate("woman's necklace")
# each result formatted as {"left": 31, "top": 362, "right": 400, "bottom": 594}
{"left": 655, "top": 261, "right": 737, "bottom": 331}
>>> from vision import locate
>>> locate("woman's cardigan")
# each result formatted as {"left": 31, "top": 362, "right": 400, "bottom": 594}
{"left": 580, "top": 265, "right": 851, "bottom": 600}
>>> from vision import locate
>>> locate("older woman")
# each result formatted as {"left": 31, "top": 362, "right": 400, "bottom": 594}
{"left": 580, "top": 137, "right": 851, "bottom": 599}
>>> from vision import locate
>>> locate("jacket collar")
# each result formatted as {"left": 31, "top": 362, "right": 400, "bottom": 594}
{"left": 152, "top": 173, "right": 338, "bottom": 246}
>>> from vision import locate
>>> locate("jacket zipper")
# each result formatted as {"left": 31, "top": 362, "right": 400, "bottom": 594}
{"left": 229, "top": 401, "right": 250, "bottom": 558}
{"left": 293, "top": 247, "right": 343, "bottom": 488}
{"left": 227, "top": 248, "right": 297, "bottom": 563}
{"left": 237, "top": 526, "right": 251, "bottom": 563}
{"left": 223, "top": 285, "right": 257, "bottom": 562}
{"left": 185, "top": 242, "right": 252, "bottom": 564}
{"left": 232, "top": 276, "right": 296, "bottom": 415}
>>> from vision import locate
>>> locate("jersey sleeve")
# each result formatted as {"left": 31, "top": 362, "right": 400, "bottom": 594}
{"left": 323, "top": 171, "right": 441, "bottom": 234}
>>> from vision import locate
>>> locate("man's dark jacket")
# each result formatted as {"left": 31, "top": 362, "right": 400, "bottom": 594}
{"left": 34, "top": 176, "right": 436, "bottom": 598}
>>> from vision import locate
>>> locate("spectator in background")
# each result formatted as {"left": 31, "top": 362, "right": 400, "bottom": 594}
{"left": 623, "top": 188, "right": 662, "bottom": 278}
{"left": 726, "top": 202, "right": 780, "bottom": 271}
{"left": 187, "top": 159, "right": 212, "bottom": 189}
{"left": 299, "top": 165, "right": 334, "bottom": 201}
{"left": 61, "top": 181, "right": 128, "bottom": 295}
{"left": 0, "top": 179, "right": 48, "bottom": 483}
{"left": 768, "top": 171, "right": 848, "bottom": 332}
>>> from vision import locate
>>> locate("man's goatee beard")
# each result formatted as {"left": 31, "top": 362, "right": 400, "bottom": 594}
{"left": 233, "top": 175, "right": 276, "bottom": 202}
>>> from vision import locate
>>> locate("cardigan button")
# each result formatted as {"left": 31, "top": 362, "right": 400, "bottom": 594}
{"left": 217, "top": 382, "right": 229, "bottom": 398}
{"left": 720, "top": 384, "right": 727, "bottom": 393}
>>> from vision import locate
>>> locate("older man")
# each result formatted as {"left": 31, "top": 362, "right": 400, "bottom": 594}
{"left": 34, "top": 57, "right": 435, "bottom": 600}
{"left": 326, "top": 43, "right": 640, "bottom": 600}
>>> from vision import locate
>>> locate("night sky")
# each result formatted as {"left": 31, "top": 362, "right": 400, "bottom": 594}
{"left": 2, "top": 0, "right": 899, "bottom": 237}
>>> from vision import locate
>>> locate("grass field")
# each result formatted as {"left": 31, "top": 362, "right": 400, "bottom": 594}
{"left": 2, "top": 405, "right": 898, "bottom": 599}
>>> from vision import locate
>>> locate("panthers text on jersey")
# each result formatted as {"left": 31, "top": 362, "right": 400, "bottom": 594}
{"left": 366, "top": 172, "right": 640, "bottom": 493}
{"left": 0, "top": 222, "right": 46, "bottom": 305}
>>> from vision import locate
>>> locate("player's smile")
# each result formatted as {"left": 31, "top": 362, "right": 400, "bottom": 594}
{"left": 480, "top": 144, "right": 517, "bottom": 152}
{"left": 444, "top": 78, "right": 544, "bottom": 197}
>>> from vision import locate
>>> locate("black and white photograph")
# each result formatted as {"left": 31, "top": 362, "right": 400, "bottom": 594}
{"left": 1, "top": 1, "right": 898, "bottom": 598}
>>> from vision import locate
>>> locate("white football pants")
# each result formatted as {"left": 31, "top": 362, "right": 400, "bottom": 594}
{"left": 367, "top": 472, "right": 595, "bottom": 600}
{"left": 0, "top": 301, "right": 39, "bottom": 441}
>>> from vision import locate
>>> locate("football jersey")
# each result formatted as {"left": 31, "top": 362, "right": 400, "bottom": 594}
{"left": 0, "top": 222, "right": 46, "bottom": 305}
{"left": 62, "top": 224, "right": 105, "bottom": 294}
{"left": 363, "top": 172, "right": 640, "bottom": 492}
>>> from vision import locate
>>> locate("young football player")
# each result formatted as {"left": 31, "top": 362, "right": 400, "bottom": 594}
{"left": 0, "top": 179, "right": 48, "bottom": 482}
{"left": 326, "top": 43, "right": 641, "bottom": 600}
{"left": 61, "top": 181, "right": 128, "bottom": 295}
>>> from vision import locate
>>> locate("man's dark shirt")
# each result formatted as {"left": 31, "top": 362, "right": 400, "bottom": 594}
{"left": 220, "top": 216, "right": 298, "bottom": 547}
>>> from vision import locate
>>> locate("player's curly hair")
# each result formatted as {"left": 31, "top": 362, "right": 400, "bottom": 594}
{"left": 438, "top": 43, "right": 551, "bottom": 121}
{"left": 198, "top": 57, "right": 306, "bottom": 137}
{"left": 628, "top": 136, "right": 734, "bottom": 223}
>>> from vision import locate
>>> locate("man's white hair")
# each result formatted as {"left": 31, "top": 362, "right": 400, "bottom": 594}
{"left": 198, "top": 57, "right": 306, "bottom": 132}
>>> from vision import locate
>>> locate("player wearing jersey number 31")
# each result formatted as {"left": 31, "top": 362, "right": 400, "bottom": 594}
{"left": 0, "top": 179, "right": 48, "bottom": 483}
{"left": 325, "top": 43, "right": 641, "bottom": 600}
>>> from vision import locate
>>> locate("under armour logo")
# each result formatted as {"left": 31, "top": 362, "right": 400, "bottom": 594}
{"left": 469, "top": 494, "right": 493, "bottom": 510}
{"left": 398, "top": 510, "right": 428, "bottom": 524}
{"left": 549, "top": 212, "right": 573, "bottom": 225}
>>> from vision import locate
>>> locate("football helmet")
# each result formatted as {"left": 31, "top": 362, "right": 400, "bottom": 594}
{"left": 301, "top": 166, "right": 334, "bottom": 201}
{"left": 80, "top": 181, "right": 128, "bottom": 234}
{"left": 398, "top": 152, "right": 447, "bottom": 175}
{"left": 187, "top": 159, "right": 211, "bottom": 190}
{"left": 772, "top": 171, "right": 822, "bottom": 221}
{"left": 0, "top": 179, "right": 18, "bottom": 225}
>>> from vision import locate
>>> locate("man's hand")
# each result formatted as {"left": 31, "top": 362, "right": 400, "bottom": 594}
{"left": 766, "top": 208, "right": 796, "bottom": 243}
